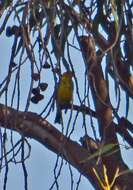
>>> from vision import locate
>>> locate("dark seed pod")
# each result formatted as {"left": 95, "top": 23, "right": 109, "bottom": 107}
{"left": 32, "top": 87, "right": 40, "bottom": 95}
{"left": 31, "top": 96, "right": 39, "bottom": 104}
{"left": 6, "top": 25, "right": 20, "bottom": 37}
{"left": 32, "top": 73, "right": 40, "bottom": 81}
{"left": 36, "top": 93, "right": 44, "bottom": 101}
{"left": 39, "top": 83, "right": 48, "bottom": 91}
{"left": 6, "top": 26, "right": 13, "bottom": 37}
{"left": 11, "top": 61, "right": 17, "bottom": 67}
{"left": 43, "top": 62, "right": 51, "bottom": 69}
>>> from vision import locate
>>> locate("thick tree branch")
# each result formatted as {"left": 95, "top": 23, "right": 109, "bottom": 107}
{"left": 1, "top": 102, "right": 132, "bottom": 189}
{"left": 0, "top": 103, "right": 102, "bottom": 190}
{"left": 0, "top": 102, "right": 133, "bottom": 190}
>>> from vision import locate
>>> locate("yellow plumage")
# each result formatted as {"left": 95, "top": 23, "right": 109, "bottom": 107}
{"left": 55, "top": 71, "right": 74, "bottom": 123}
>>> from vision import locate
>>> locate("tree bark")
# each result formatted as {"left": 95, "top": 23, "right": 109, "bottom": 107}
{"left": 79, "top": 35, "right": 133, "bottom": 190}
{"left": 0, "top": 103, "right": 133, "bottom": 190}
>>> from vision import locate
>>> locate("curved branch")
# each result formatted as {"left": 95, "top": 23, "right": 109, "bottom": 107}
{"left": 0, "top": 104, "right": 133, "bottom": 190}
{"left": 0, "top": 103, "right": 101, "bottom": 190}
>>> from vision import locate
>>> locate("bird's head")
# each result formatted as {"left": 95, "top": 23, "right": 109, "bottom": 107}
{"left": 62, "top": 71, "right": 74, "bottom": 79}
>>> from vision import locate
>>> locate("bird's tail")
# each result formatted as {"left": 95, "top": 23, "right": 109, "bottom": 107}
{"left": 55, "top": 106, "right": 62, "bottom": 124}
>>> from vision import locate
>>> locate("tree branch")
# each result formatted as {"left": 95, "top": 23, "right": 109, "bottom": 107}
{"left": 116, "top": 117, "right": 133, "bottom": 147}
{"left": 0, "top": 103, "right": 101, "bottom": 190}
{"left": 0, "top": 102, "right": 133, "bottom": 189}
{"left": 59, "top": 104, "right": 97, "bottom": 118}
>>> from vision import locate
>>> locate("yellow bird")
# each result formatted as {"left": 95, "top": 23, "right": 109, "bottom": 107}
{"left": 55, "top": 71, "right": 74, "bottom": 124}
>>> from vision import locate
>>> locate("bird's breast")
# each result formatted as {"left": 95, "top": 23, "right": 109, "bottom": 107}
{"left": 57, "top": 86, "right": 73, "bottom": 105}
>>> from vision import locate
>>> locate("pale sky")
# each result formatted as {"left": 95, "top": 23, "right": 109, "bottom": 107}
{"left": 0, "top": 6, "right": 133, "bottom": 190}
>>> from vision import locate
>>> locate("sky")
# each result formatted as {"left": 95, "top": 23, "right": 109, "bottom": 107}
{"left": 0, "top": 3, "right": 133, "bottom": 190}
{"left": 0, "top": 11, "right": 95, "bottom": 190}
